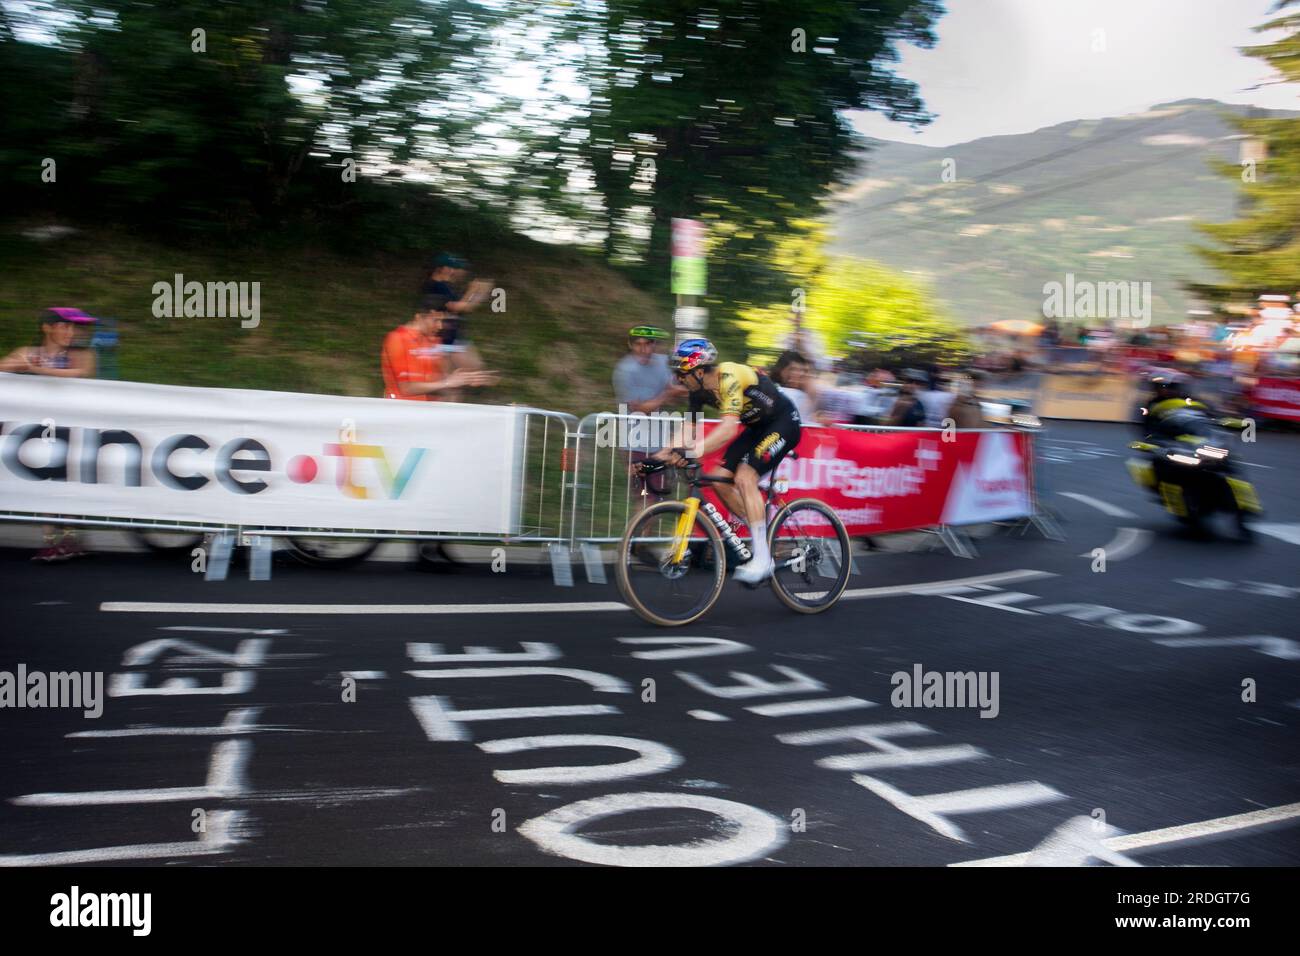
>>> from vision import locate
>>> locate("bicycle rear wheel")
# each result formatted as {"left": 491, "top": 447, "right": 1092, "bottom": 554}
{"left": 768, "top": 498, "right": 852, "bottom": 613}
{"left": 615, "top": 501, "right": 727, "bottom": 627}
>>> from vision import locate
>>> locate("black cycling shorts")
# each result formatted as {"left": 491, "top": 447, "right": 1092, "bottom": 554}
{"left": 721, "top": 409, "right": 801, "bottom": 477}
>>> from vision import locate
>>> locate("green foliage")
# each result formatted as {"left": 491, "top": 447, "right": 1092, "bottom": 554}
{"left": 739, "top": 219, "right": 969, "bottom": 366}
{"left": 576, "top": 0, "right": 942, "bottom": 332}
{"left": 1192, "top": 1, "right": 1300, "bottom": 302}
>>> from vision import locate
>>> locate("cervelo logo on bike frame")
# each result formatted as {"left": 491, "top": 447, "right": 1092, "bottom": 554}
{"left": 0, "top": 420, "right": 426, "bottom": 500}
{"left": 700, "top": 500, "right": 752, "bottom": 561}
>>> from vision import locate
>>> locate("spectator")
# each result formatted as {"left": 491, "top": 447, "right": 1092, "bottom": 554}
{"left": 421, "top": 252, "right": 494, "bottom": 375}
{"left": 887, "top": 369, "right": 929, "bottom": 427}
{"left": 948, "top": 372, "right": 987, "bottom": 429}
{"left": 381, "top": 295, "right": 495, "bottom": 401}
{"left": 613, "top": 325, "right": 680, "bottom": 499}
{"left": 770, "top": 350, "right": 816, "bottom": 421}
{"left": 918, "top": 371, "right": 956, "bottom": 427}
{"left": 613, "top": 326, "right": 680, "bottom": 415}
{"left": 784, "top": 308, "right": 831, "bottom": 372}
{"left": 856, "top": 368, "right": 897, "bottom": 424}
{"left": 0, "top": 308, "right": 99, "bottom": 561}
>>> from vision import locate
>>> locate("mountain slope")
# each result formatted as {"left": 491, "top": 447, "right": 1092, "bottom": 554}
{"left": 831, "top": 99, "right": 1294, "bottom": 325}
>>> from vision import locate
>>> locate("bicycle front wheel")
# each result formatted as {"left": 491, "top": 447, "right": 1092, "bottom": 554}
{"left": 615, "top": 501, "right": 727, "bottom": 627}
{"left": 768, "top": 498, "right": 852, "bottom": 613}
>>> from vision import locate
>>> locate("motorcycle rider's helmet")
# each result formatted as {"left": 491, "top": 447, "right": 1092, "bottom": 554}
{"left": 1148, "top": 370, "right": 1190, "bottom": 401}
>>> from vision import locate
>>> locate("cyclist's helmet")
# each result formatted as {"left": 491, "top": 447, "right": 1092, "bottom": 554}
{"left": 628, "top": 325, "right": 670, "bottom": 344}
{"left": 670, "top": 338, "right": 718, "bottom": 375}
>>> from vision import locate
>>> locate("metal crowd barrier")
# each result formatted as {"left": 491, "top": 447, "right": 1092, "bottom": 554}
{"left": 3, "top": 404, "right": 1063, "bottom": 578}
{"left": 0, "top": 406, "right": 578, "bottom": 580}
{"left": 566, "top": 414, "right": 1061, "bottom": 563}
{"left": 831, "top": 422, "right": 1060, "bottom": 556}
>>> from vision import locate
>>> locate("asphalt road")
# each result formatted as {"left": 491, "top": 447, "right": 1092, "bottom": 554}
{"left": 2, "top": 420, "right": 1298, "bottom": 867}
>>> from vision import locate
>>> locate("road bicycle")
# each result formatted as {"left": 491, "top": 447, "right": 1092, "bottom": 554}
{"left": 615, "top": 456, "right": 852, "bottom": 626}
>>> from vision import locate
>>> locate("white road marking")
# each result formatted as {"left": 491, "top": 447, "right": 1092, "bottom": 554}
{"left": 819, "top": 745, "right": 985, "bottom": 772}
{"left": 11, "top": 739, "right": 250, "bottom": 807}
{"left": 480, "top": 735, "right": 682, "bottom": 786}
{"left": 1254, "top": 523, "right": 1300, "bottom": 547}
{"left": 688, "top": 710, "right": 730, "bottom": 721}
{"left": 159, "top": 626, "right": 287, "bottom": 635}
{"left": 407, "top": 666, "right": 629, "bottom": 693}
{"left": 1154, "top": 635, "right": 1300, "bottom": 660}
{"left": 516, "top": 792, "right": 787, "bottom": 867}
{"left": 102, "top": 601, "right": 630, "bottom": 615}
{"left": 68, "top": 707, "right": 265, "bottom": 739}
{"left": 617, "top": 636, "right": 752, "bottom": 660}
{"left": 852, "top": 776, "right": 1067, "bottom": 843}
{"left": 100, "top": 572, "right": 1055, "bottom": 618}
{"left": 746, "top": 697, "right": 876, "bottom": 717}
{"left": 940, "top": 590, "right": 1042, "bottom": 615}
{"left": 1058, "top": 492, "right": 1137, "bottom": 519}
{"left": 410, "top": 696, "right": 620, "bottom": 742}
{"left": 0, "top": 810, "right": 248, "bottom": 866}
{"left": 1081, "top": 527, "right": 1152, "bottom": 562}
{"left": 840, "top": 569, "right": 1056, "bottom": 601}
{"left": 952, "top": 801, "right": 1300, "bottom": 866}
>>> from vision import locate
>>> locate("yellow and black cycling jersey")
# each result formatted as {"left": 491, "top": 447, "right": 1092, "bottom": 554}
{"left": 688, "top": 362, "right": 793, "bottom": 427}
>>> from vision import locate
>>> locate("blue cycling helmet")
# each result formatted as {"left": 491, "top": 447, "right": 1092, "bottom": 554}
{"left": 670, "top": 338, "right": 718, "bottom": 374}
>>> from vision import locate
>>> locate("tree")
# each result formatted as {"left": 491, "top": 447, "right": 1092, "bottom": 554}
{"left": 1191, "top": 0, "right": 1300, "bottom": 303}
{"left": 580, "top": 0, "right": 942, "bottom": 321}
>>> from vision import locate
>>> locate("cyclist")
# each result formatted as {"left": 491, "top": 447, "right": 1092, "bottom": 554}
{"left": 650, "top": 338, "right": 801, "bottom": 584}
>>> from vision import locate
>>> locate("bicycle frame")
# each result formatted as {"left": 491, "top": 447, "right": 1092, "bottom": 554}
{"left": 664, "top": 466, "right": 789, "bottom": 567}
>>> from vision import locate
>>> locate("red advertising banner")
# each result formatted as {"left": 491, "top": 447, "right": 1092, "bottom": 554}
{"left": 699, "top": 424, "right": 1034, "bottom": 536}
{"left": 1250, "top": 377, "right": 1300, "bottom": 422}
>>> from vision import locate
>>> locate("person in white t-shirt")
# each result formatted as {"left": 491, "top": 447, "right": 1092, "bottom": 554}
{"left": 770, "top": 350, "right": 817, "bottom": 421}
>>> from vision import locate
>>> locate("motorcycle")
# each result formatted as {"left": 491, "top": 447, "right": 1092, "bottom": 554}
{"left": 1126, "top": 416, "right": 1261, "bottom": 539}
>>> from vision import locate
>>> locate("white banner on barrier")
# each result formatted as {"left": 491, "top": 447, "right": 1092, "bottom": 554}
{"left": 0, "top": 374, "right": 523, "bottom": 535}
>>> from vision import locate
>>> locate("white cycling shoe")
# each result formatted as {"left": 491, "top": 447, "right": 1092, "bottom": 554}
{"left": 733, "top": 557, "right": 775, "bottom": 585}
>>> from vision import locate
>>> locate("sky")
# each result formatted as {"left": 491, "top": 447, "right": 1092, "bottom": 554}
{"left": 851, "top": 0, "right": 1300, "bottom": 147}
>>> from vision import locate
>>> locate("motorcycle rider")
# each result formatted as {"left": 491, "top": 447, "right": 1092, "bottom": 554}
{"left": 1136, "top": 370, "right": 1216, "bottom": 443}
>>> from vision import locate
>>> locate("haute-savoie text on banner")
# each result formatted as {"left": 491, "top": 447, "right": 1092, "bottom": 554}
{"left": 701, "top": 424, "right": 1033, "bottom": 534}
{"left": 0, "top": 374, "right": 524, "bottom": 534}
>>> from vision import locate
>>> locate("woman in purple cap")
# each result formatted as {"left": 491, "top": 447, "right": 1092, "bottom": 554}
{"left": 1, "top": 308, "right": 98, "bottom": 561}
{"left": 1, "top": 308, "right": 98, "bottom": 378}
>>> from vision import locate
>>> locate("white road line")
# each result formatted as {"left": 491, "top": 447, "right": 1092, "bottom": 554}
{"left": 0, "top": 810, "right": 247, "bottom": 867}
{"left": 102, "top": 600, "right": 630, "bottom": 615}
{"left": 1057, "top": 492, "right": 1137, "bottom": 519}
{"left": 840, "top": 569, "right": 1056, "bottom": 601}
{"left": 99, "top": 570, "right": 1055, "bottom": 616}
{"left": 1081, "top": 527, "right": 1153, "bottom": 562}
{"left": 746, "top": 697, "right": 876, "bottom": 717}
{"left": 1254, "top": 523, "right": 1300, "bottom": 547}
{"left": 159, "top": 626, "right": 287, "bottom": 635}
{"left": 951, "top": 801, "right": 1300, "bottom": 866}
{"left": 940, "top": 591, "right": 1042, "bottom": 615}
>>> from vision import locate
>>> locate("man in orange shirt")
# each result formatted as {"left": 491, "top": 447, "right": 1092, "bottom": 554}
{"left": 382, "top": 295, "right": 495, "bottom": 401}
